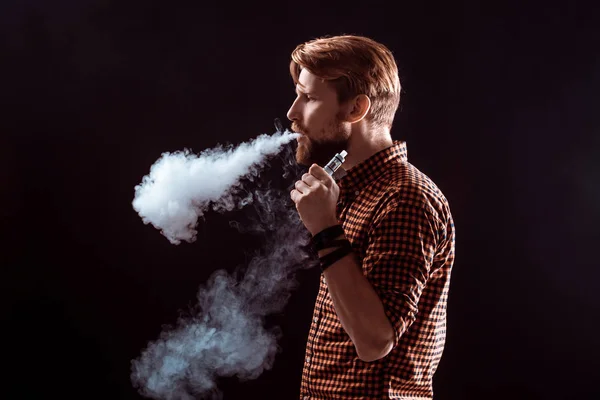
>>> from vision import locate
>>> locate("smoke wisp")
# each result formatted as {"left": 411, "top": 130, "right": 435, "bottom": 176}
{"left": 132, "top": 130, "right": 300, "bottom": 245}
{"left": 130, "top": 133, "right": 319, "bottom": 400}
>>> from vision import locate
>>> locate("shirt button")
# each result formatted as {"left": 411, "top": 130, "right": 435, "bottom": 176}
{"left": 355, "top": 190, "right": 360, "bottom": 195}
{"left": 313, "top": 317, "right": 318, "bottom": 322}
{"left": 306, "top": 357, "right": 311, "bottom": 363}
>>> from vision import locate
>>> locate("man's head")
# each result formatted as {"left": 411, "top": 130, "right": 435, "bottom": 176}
{"left": 286, "top": 35, "right": 401, "bottom": 167}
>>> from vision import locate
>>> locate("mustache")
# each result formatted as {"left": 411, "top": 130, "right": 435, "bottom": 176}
{"left": 291, "top": 122, "right": 306, "bottom": 134}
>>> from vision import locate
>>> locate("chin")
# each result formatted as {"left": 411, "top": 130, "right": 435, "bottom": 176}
{"left": 295, "top": 146, "right": 312, "bottom": 166}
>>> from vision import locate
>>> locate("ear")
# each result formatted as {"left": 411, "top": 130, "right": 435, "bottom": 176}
{"left": 346, "top": 94, "right": 371, "bottom": 123}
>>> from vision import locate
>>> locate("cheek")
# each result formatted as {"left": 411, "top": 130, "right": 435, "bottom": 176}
{"left": 304, "top": 103, "right": 326, "bottom": 125}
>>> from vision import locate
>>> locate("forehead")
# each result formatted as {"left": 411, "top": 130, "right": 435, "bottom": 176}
{"left": 297, "top": 68, "right": 330, "bottom": 94}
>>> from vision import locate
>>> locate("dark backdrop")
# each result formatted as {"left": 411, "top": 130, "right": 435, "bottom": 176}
{"left": 1, "top": 0, "right": 599, "bottom": 399}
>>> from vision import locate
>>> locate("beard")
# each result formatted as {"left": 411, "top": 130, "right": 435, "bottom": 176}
{"left": 292, "top": 117, "right": 350, "bottom": 167}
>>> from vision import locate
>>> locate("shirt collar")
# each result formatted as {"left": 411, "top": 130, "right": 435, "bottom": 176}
{"left": 337, "top": 140, "right": 408, "bottom": 197}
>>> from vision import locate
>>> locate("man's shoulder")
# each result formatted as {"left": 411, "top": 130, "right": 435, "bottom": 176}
{"left": 377, "top": 160, "right": 452, "bottom": 221}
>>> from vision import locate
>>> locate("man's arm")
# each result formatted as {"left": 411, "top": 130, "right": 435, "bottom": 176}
{"left": 318, "top": 237, "right": 396, "bottom": 362}
{"left": 319, "top": 199, "right": 438, "bottom": 362}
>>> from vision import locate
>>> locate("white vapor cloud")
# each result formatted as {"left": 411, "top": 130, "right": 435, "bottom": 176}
{"left": 130, "top": 131, "right": 320, "bottom": 400}
{"left": 132, "top": 130, "right": 300, "bottom": 244}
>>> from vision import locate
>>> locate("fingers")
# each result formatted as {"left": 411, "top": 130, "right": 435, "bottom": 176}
{"left": 309, "top": 164, "right": 332, "bottom": 187}
{"left": 290, "top": 180, "right": 310, "bottom": 205}
{"left": 291, "top": 165, "right": 332, "bottom": 204}
{"left": 301, "top": 172, "right": 320, "bottom": 187}
{"left": 296, "top": 179, "right": 312, "bottom": 194}
{"left": 290, "top": 188, "right": 299, "bottom": 203}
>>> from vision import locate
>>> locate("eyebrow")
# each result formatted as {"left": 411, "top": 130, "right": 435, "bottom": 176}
{"left": 295, "top": 86, "right": 315, "bottom": 96}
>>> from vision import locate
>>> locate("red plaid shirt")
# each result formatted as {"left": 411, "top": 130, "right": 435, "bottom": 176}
{"left": 300, "top": 141, "right": 456, "bottom": 399}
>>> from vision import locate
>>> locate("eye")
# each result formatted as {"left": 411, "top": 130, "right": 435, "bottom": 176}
{"left": 305, "top": 94, "right": 315, "bottom": 102}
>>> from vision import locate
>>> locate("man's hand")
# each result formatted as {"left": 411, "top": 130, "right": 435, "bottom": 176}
{"left": 290, "top": 164, "right": 340, "bottom": 236}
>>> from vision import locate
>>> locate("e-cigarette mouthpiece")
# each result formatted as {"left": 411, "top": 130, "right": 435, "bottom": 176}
{"left": 324, "top": 150, "right": 348, "bottom": 176}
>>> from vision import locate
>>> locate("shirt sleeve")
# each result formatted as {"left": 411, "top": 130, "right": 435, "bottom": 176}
{"left": 362, "top": 195, "right": 439, "bottom": 348}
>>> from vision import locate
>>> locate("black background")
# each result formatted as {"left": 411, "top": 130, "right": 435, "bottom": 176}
{"left": 1, "top": 0, "right": 599, "bottom": 399}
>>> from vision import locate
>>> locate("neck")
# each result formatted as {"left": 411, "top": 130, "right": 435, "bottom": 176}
{"left": 342, "top": 127, "right": 393, "bottom": 171}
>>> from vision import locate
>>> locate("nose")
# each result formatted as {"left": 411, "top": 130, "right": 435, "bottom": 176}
{"left": 286, "top": 97, "right": 300, "bottom": 122}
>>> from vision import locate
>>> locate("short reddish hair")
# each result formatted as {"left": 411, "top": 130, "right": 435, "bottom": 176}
{"left": 290, "top": 35, "right": 402, "bottom": 129}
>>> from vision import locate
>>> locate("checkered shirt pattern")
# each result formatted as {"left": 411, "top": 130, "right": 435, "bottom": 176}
{"left": 299, "top": 141, "right": 456, "bottom": 400}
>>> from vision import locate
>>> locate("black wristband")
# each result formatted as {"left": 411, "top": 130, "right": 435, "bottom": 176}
{"left": 312, "top": 225, "right": 345, "bottom": 251}
{"left": 319, "top": 241, "right": 353, "bottom": 272}
{"left": 317, "top": 239, "right": 349, "bottom": 251}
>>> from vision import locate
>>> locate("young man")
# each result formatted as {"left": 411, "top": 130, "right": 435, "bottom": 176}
{"left": 288, "top": 35, "right": 456, "bottom": 399}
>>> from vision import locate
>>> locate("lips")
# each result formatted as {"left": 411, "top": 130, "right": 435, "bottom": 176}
{"left": 292, "top": 123, "right": 304, "bottom": 134}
